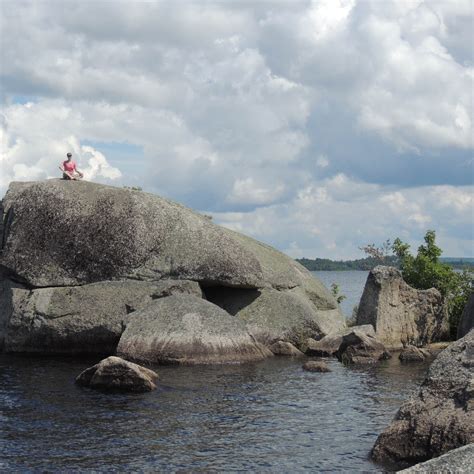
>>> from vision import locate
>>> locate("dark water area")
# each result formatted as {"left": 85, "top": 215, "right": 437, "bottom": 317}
{"left": 1, "top": 353, "right": 430, "bottom": 472}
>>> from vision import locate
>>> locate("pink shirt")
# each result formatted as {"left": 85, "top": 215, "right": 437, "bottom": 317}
{"left": 63, "top": 160, "right": 77, "bottom": 173}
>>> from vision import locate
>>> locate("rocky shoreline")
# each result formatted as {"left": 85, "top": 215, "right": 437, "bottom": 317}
{"left": 1, "top": 179, "right": 472, "bottom": 471}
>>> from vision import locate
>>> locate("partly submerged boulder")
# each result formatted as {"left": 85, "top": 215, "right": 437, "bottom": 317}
{"left": 371, "top": 330, "right": 474, "bottom": 467}
{"left": 458, "top": 293, "right": 474, "bottom": 339}
{"left": 3, "top": 280, "right": 201, "bottom": 354}
{"left": 399, "top": 345, "right": 430, "bottom": 363}
{"left": 305, "top": 324, "right": 375, "bottom": 357}
{"left": 269, "top": 341, "right": 304, "bottom": 357}
{"left": 302, "top": 360, "right": 331, "bottom": 372}
{"left": 356, "top": 266, "right": 449, "bottom": 349}
{"left": 117, "top": 294, "right": 272, "bottom": 365}
{"left": 336, "top": 329, "right": 391, "bottom": 365}
{"left": 76, "top": 356, "right": 158, "bottom": 392}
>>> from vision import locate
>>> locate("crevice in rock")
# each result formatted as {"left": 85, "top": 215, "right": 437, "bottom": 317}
{"left": 200, "top": 283, "right": 261, "bottom": 316}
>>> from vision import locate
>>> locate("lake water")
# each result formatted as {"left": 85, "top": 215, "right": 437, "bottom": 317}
{"left": 0, "top": 271, "right": 430, "bottom": 472}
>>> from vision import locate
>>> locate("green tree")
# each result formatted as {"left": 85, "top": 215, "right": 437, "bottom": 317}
{"left": 330, "top": 282, "right": 346, "bottom": 304}
{"left": 392, "top": 230, "right": 473, "bottom": 338}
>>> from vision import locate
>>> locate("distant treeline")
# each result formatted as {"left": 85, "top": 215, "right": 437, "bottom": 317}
{"left": 297, "top": 256, "right": 473, "bottom": 271}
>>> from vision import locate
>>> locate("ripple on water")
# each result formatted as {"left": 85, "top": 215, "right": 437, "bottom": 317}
{"left": 0, "top": 354, "right": 430, "bottom": 472}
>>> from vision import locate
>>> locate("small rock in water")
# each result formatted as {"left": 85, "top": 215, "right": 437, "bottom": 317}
{"left": 76, "top": 356, "right": 158, "bottom": 392}
{"left": 270, "top": 340, "right": 304, "bottom": 356}
{"left": 302, "top": 360, "right": 331, "bottom": 372}
{"left": 399, "top": 345, "right": 430, "bottom": 362}
{"left": 336, "top": 329, "right": 391, "bottom": 365}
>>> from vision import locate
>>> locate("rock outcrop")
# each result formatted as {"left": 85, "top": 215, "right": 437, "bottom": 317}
{"left": 305, "top": 324, "right": 375, "bottom": 357}
{"left": 0, "top": 180, "right": 345, "bottom": 359}
{"left": 356, "top": 266, "right": 449, "bottom": 349}
{"left": 2, "top": 280, "right": 201, "bottom": 354}
{"left": 117, "top": 294, "right": 272, "bottom": 365}
{"left": 336, "top": 329, "right": 391, "bottom": 365}
{"left": 398, "top": 443, "right": 474, "bottom": 473}
{"left": 371, "top": 330, "right": 474, "bottom": 467}
{"left": 76, "top": 356, "right": 158, "bottom": 392}
{"left": 458, "top": 293, "right": 474, "bottom": 339}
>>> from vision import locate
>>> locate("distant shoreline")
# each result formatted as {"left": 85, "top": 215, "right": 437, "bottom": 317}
{"left": 297, "top": 256, "right": 474, "bottom": 271}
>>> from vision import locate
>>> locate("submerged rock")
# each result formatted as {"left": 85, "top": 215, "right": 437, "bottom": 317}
{"left": 399, "top": 345, "right": 430, "bottom": 363}
{"left": 371, "top": 330, "right": 474, "bottom": 467}
{"left": 302, "top": 361, "right": 331, "bottom": 372}
{"left": 356, "top": 266, "right": 449, "bottom": 349}
{"left": 458, "top": 293, "right": 474, "bottom": 339}
{"left": 2, "top": 280, "right": 201, "bottom": 354}
{"left": 269, "top": 341, "right": 304, "bottom": 357}
{"left": 305, "top": 324, "right": 375, "bottom": 357}
{"left": 117, "top": 294, "right": 272, "bottom": 365}
{"left": 76, "top": 356, "right": 158, "bottom": 392}
{"left": 398, "top": 443, "right": 474, "bottom": 473}
{"left": 336, "top": 329, "right": 391, "bottom": 365}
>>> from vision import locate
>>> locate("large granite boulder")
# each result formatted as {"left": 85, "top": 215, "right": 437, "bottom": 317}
{"left": 398, "top": 443, "right": 474, "bottom": 473}
{"left": 356, "top": 266, "right": 449, "bottom": 349}
{"left": 305, "top": 324, "right": 375, "bottom": 357}
{"left": 458, "top": 293, "right": 474, "bottom": 339}
{"left": 336, "top": 329, "right": 391, "bottom": 365}
{"left": 371, "top": 330, "right": 474, "bottom": 467}
{"left": 76, "top": 356, "right": 158, "bottom": 392}
{"left": 2, "top": 280, "right": 201, "bottom": 354}
{"left": 0, "top": 180, "right": 345, "bottom": 350}
{"left": 117, "top": 294, "right": 272, "bottom": 365}
{"left": 205, "top": 286, "right": 343, "bottom": 347}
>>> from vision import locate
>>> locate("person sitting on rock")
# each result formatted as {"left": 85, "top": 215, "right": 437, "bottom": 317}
{"left": 59, "top": 152, "right": 84, "bottom": 180}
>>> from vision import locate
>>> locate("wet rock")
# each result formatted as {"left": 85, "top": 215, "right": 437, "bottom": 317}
{"left": 117, "top": 294, "right": 272, "bottom": 365}
{"left": 336, "top": 329, "right": 391, "bottom": 365}
{"left": 458, "top": 293, "right": 474, "bottom": 339}
{"left": 356, "top": 266, "right": 449, "bottom": 349}
{"left": 269, "top": 341, "right": 304, "bottom": 357}
{"left": 371, "top": 330, "right": 474, "bottom": 467}
{"left": 75, "top": 356, "right": 158, "bottom": 392}
{"left": 398, "top": 443, "right": 474, "bottom": 473}
{"left": 2, "top": 280, "right": 201, "bottom": 354}
{"left": 305, "top": 324, "right": 375, "bottom": 357}
{"left": 302, "top": 361, "right": 331, "bottom": 372}
{"left": 399, "top": 345, "right": 430, "bottom": 363}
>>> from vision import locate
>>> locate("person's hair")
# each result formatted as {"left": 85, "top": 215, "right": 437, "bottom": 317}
{"left": 66, "top": 152, "right": 72, "bottom": 157}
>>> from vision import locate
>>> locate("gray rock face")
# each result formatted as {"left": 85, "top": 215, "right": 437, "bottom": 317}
{"left": 458, "top": 293, "right": 474, "bottom": 339}
{"left": 117, "top": 294, "right": 272, "bottom": 365}
{"left": 76, "top": 356, "right": 158, "bottom": 392}
{"left": 0, "top": 180, "right": 345, "bottom": 350}
{"left": 269, "top": 341, "right": 304, "bottom": 357}
{"left": 305, "top": 324, "right": 375, "bottom": 357}
{"left": 356, "top": 266, "right": 449, "bottom": 349}
{"left": 398, "top": 443, "right": 474, "bottom": 473}
{"left": 302, "top": 361, "right": 331, "bottom": 372}
{"left": 371, "top": 330, "right": 474, "bottom": 467}
{"left": 206, "top": 286, "right": 342, "bottom": 347}
{"left": 3, "top": 280, "right": 201, "bottom": 354}
{"left": 336, "top": 329, "right": 391, "bottom": 365}
{"left": 399, "top": 345, "right": 430, "bottom": 363}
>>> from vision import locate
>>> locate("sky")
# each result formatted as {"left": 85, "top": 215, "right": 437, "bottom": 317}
{"left": 0, "top": 0, "right": 473, "bottom": 259}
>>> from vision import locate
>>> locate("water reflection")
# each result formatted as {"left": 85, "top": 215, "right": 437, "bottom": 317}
{"left": 0, "top": 354, "right": 430, "bottom": 472}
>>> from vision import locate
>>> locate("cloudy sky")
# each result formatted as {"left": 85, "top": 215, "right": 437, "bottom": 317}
{"left": 1, "top": 0, "right": 472, "bottom": 259}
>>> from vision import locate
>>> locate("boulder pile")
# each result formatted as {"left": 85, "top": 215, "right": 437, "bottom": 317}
{"left": 0, "top": 180, "right": 345, "bottom": 364}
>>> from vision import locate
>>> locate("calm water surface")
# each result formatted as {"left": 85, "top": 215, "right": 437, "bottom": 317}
{"left": 0, "top": 271, "right": 429, "bottom": 472}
